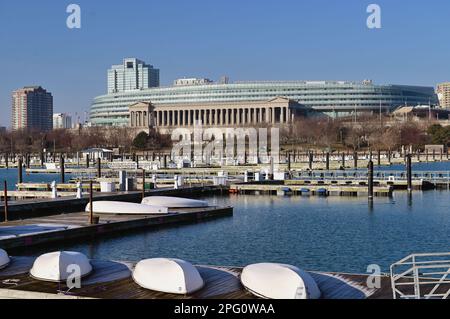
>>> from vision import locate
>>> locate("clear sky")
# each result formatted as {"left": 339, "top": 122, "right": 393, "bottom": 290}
{"left": 0, "top": 0, "right": 449, "bottom": 127}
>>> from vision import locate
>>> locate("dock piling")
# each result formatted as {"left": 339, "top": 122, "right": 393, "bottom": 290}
{"left": 89, "top": 180, "right": 94, "bottom": 225}
{"left": 97, "top": 158, "right": 102, "bottom": 178}
{"left": 354, "top": 151, "right": 358, "bottom": 169}
{"left": 142, "top": 169, "right": 146, "bottom": 200}
{"left": 18, "top": 157, "right": 23, "bottom": 184}
{"left": 326, "top": 152, "right": 330, "bottom": 171}
{"left": 60, "top": 155, "right": 65, "bottom": 183}
{"left": 86, "top": 154, "right": 90, "bottom": 169}
{"left": 368, "top": 160, "right": 374, "bottom": 201}
{"left": 407, "top": 154, "right": 413, "bottom": 193}
{"left": 3, "top": 181, "right": 8, "bottom": 223}
{"left": 287, "top": 152, "right": 291, "bottom": 172}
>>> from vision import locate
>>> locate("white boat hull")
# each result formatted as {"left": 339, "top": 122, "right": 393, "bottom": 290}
{"left": 0, "top": 249, "right": 10, "bottom": 270}
{"left": 142, "top": 196, "right": 208, "bottom": 208}
{"left": 241, "top": 263, "right": 321, "bottom": 299}
{"left": 85, "top": 201, "right": 169, "bottom": 215}
{"left": 133, "top": 258, "right": 204, "bottom": 294}
{"left": 30, "top": 251, "right": 92, "bottom": 282}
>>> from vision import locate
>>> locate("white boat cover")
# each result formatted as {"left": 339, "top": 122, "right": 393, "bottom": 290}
{"left": 85, "top": 201, "right": 168, "bottom": 215}
{"left": 30, "top": 251, "right": 93, "bottom": 282}
{"left": 241, "top": 263, "right": 321, "bottom": 299}
{"left": 0, "top": 249, "right": 10, "bottom": 270}
{"left": 133, "top": 258, "right": 204, "bottom": 294}
{"left": 142, "top": 196, "right": 208, "bottom": 208}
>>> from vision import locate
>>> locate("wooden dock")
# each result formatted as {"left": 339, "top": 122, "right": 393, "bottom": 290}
{"left": 0, "top": 206, "right": 232, "bottom": 250}
{"left": 230, "top": 183, "right": 393, "bottom": 197}
{"left": 0, "top": 256, "right": 393, "bottom": 299}
{"left": 0, "top": 186, "right": 226, "bottom": 222}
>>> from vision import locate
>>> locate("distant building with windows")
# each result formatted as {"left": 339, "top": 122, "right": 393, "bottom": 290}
{"left": 12, "top": 86, "right": 53, "bottom": 131}
{"left": 107, "top": 58, "right": 159, "bottom": 93}
{"left": 174, "top": 78, "right": 213, "bottom": 86}
{"left": 53, "top": 113, "right": 72, "bottom": 129}
{"left": 437, "top": 82, "right": 450, "bottom": 108}
{"left": 0, "top": 127, "right": 6, "bottom": 134}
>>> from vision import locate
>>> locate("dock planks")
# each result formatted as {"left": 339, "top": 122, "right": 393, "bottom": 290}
{"left": 0, "top": 258, "right": 390, "bottom": 299}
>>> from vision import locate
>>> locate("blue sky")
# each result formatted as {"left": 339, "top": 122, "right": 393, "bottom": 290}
{"left": 0, "top": 0, "right": 449, "bottom": 127}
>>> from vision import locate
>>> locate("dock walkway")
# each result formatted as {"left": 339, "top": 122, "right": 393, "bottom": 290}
{"left": 0, "top": 257, "right": 393, "bottom": 299}
{"left": 0, "top": 206, "right": 233, "bottom": 250}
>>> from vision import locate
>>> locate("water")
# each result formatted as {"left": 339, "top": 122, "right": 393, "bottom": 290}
{"left": 9, "top": 191, "right": 449, "bottom": 274}
{"left": 3, "top": 163, "right": 450, "bottom": 274}
{"left": 376, "top": 161, "right": 450, "bottom": 172}
{"left": 0, "top": 168, "right": 71, "bottom": 190}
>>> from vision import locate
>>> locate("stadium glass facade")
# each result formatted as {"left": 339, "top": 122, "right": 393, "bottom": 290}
{"left": 90, "top": 80, "right": 438, "bottom": 126}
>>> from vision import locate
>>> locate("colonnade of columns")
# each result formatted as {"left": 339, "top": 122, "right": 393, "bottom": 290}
{"left": 130, "top": 110, "right": 151, "bottom": 127}
{"left": 154, "top": 107, "right": 292, "bottom": 127}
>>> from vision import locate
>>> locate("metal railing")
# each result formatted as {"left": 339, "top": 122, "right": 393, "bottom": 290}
{"left": 391, "top": 253, "right": 450, "bottom": 299}
{"left": 291, "top": 170, "right": 450, "bottom": 182}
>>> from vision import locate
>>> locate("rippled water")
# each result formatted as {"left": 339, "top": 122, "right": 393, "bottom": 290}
{"left": 3, "top": 163, "right": 450, "bottom": 273}
{"left": 11, "top": 191, "right": 450, "bottom": 274}
{"left": 0, "top": 168, "right": 71, "bottom": 190}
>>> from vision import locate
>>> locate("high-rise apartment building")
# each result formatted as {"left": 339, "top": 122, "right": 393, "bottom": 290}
{"left": 107, "top": 58, "right": 160, "bottom": 93}
{"left": 53, "top": 113, "right": 72, "bottom": 129}
{"left": 12, "top": 86, "right": 53, "bottom": 131}
{"left": 437, "top": 82, "right": 450, "bottom": 108}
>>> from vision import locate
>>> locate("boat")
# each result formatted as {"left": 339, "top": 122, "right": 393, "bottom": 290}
{"left": 0, "top": 249, "right": 10, "bottom": 270}
{"left": 85, "top": 201, "right": 169, "bottom": 215}
{"left": 132, "top": 258, "right": 204, "bottom": 294}
{"left": 141, "top": 196, "right": 208, "bottom": 208}
{"left": 30, "top": 251, "right": 93, "bottom": 282}
{"left": 240, "top": 263, "right": 321, "bottom": 299}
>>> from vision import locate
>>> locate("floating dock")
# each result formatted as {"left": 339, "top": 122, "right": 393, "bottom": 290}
{"left": 0, "top": 206, "right": 232, "bottom": 250}
{"left": 0, "top": 257, "right": 393, "bottom": 299}
{"left": 0, "top": 186, "right": 226, "bottom": 221}
{"left": 230, "top": 183, "right": 393, "bottom": 197}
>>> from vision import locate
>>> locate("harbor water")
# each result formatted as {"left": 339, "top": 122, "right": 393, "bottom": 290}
{"left": 1, "top": 163, "right": 450, "bottom": 274}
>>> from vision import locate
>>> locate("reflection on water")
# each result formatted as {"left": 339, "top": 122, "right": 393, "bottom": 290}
{"left": 10, "top": 190, "right": 450, "bottom": 274}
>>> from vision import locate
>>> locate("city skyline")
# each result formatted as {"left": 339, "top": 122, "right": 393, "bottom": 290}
{"left": 2, "top": 0, "right": 450, "bottom": 126}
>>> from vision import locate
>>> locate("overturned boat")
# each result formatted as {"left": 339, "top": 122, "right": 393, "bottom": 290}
{"left": 133, "top": 258, "right": 204, "bottom": 294}
{"left": 30, "top": 251, "right": 93, "bottom": 282}
{"left": 240, "top": 263, "right": 321, "bottom": 299}
{"left": 0, "top": 249, "right": 10, "bottom": 270}
{"left": 85, "top": 201, "right": 169, "bottom": 215}
{"left": 142, "top": 196, "right": 208, "bottom": 208}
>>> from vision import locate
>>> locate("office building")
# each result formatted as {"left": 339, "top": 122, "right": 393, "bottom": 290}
{"left": 107, "top": 58, "right": 160, "bottom": 93}
{"left": 53, "top": 113, "right": 73, "bottom": 129}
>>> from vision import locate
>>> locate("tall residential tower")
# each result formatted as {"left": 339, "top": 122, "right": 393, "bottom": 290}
{"left": 107, "top": 58, "right": 160, "bottom": 93}
{"left": 437, "top": 82, "right": 450, "bottom": 108}
{"left": 12, "top": 86, "right": 53, "bottom": 131}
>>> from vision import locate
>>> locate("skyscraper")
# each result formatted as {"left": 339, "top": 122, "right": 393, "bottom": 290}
{"left": 12, "top": 86, "right": 53, "bottom": 131}
{"left": 107, "top": 58, "right": 160, "bottom": 93}
{"left": 53, "top": 113, "right": 73, "bottom": 129}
